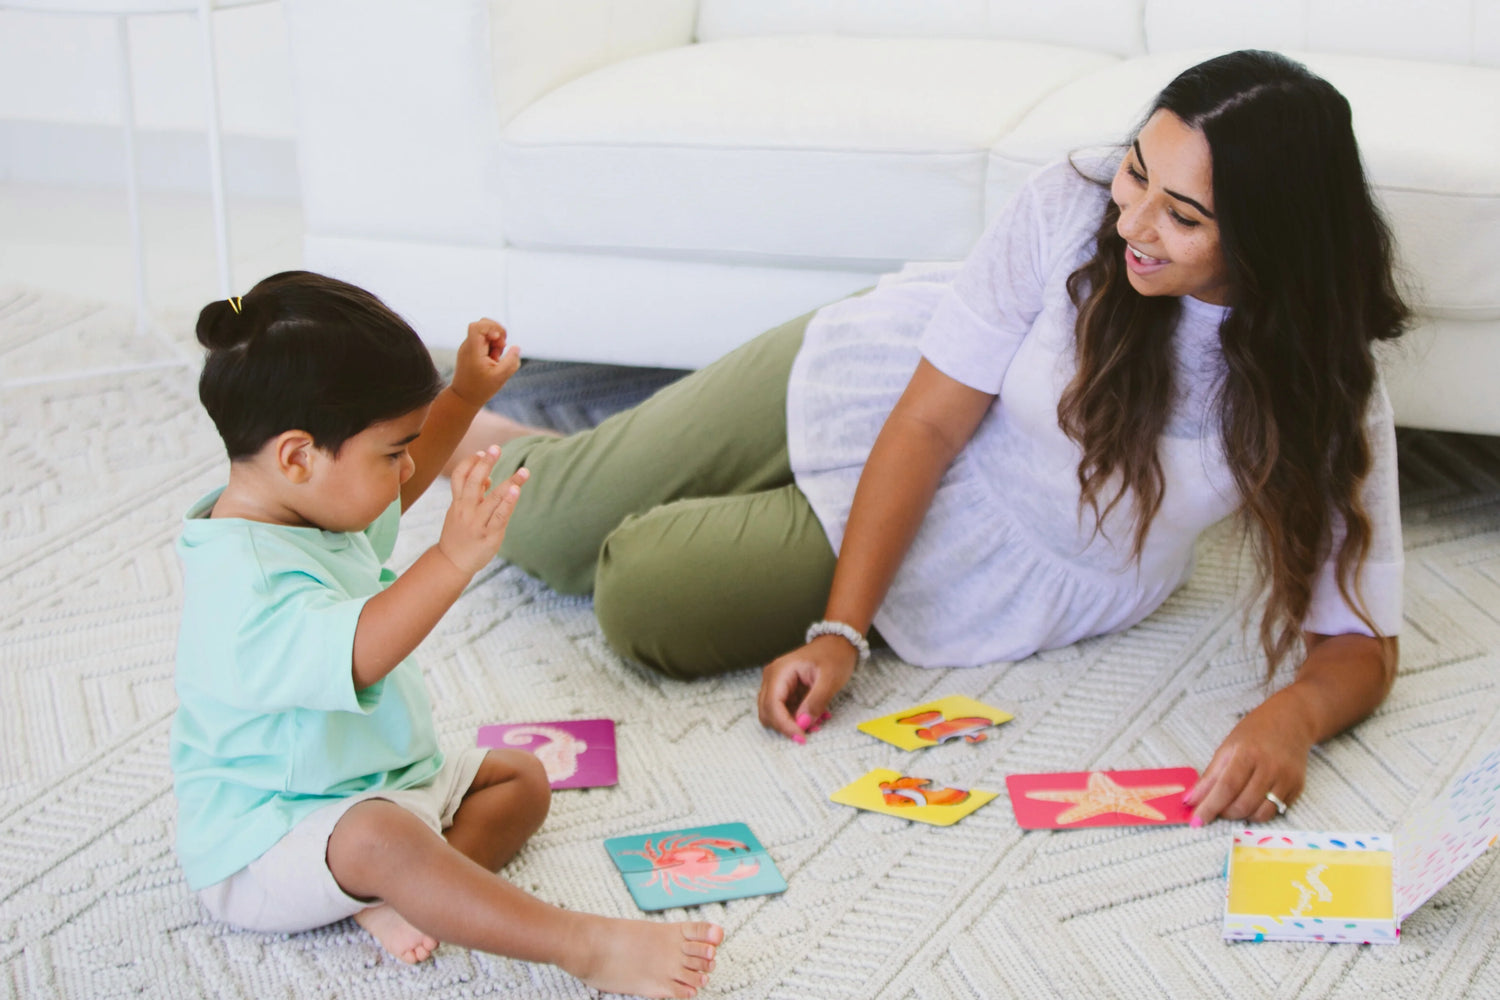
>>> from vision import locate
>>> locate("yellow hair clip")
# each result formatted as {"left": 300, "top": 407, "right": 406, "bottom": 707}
{"left": 228, "top": 296, "right": 243, "bottom": 314}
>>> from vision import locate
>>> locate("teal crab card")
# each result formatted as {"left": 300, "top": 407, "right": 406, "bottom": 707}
{"left": 604, "top": 822, "right": 787, "bottom": 912}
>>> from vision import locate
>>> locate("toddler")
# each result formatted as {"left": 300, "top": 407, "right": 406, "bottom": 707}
{"left": 170, "top": 271, "right": 722, "bottom": 997}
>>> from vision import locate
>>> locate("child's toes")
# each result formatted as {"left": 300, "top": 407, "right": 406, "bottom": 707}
{"left": 683, "top": 921, "right": 724, "bottom": 945}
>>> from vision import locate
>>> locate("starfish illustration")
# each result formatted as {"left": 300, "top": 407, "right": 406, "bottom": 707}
{"left": 1025, "top": 771, "right": 1186, "bottom": 825}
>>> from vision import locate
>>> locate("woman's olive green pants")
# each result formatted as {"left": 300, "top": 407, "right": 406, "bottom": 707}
{"left": 491, "top": 312, "right": 836, "bottom": 679}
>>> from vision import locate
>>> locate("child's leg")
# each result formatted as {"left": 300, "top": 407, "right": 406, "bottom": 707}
{"left": 326, "top": 798, "right": 722, "bottom": 998}
{"left": 486, "top": 310, "right": 811, "bottom": 596}
{"left": 442, "top": 748, "right": 551, "bottom": 869}
{"left": 352, "top": 750, "right": 551, "bottom": 963}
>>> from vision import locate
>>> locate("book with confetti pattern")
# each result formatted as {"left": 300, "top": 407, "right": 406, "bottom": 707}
{"left": 1223, "top": 745, "right": 1500, "bottom": 944}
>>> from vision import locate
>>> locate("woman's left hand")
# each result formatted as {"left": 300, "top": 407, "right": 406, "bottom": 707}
{"left": 1184, "top": 690, "right": 1315, "bottom": 825}
{"left": 452, "top": 318, "right": 522, "bottom": 407}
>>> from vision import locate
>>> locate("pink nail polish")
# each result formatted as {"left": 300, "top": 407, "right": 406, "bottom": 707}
{"left": 819, "top": 711, "right": 832, "bottom": 722}
{"left": 792, "top": 733, "right": 806, "bottom": 746}
{"left": 1190, "top": 815, "right": 1204, "bottom": 828}
{"left": 795, "top": 712, "right": 813, "bottom": 730}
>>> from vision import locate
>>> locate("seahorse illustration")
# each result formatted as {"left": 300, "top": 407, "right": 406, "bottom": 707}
{"left": 499, "top": 725, "right": 587, "bottom": 782}
{"left": 1288, "top": 863, "right": 1332, "bottom": 917}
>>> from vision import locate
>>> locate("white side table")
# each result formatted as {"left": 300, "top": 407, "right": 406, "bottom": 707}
{"left": 4, "top": 0, "right": 270, "bottom": 334}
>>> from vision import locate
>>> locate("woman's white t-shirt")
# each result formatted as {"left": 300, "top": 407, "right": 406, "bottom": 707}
{"left": 785, "top": 159, "right": 1402, "bottom": 668}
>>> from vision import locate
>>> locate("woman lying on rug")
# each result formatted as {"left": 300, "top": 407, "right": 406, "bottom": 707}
{"left": 458, "top": 50, "right": 1407, "bottom": 828}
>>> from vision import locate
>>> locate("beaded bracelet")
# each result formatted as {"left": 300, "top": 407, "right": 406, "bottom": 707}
{"left": 805, "top": 619, "right": 871, "bottom": 665}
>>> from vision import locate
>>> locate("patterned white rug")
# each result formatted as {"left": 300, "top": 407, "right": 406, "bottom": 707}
{"left": 4, "top": 284, "right": 1500, "bottom": 1000}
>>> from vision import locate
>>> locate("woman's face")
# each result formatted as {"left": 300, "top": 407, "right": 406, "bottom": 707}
{"left": 1110, "top": 110, "right": 1231, "bottom": 305}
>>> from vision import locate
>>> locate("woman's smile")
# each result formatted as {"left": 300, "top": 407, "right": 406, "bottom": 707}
{"left": 1124, "top": 242, "right": 1169, "bottom": 275}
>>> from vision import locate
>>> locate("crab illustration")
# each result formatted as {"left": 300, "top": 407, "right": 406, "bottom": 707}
{"left": 621, "top": 835, "right": 761, "bottom": 896}
{"left": 896, "top": 709, "right": 996, "bottom": 744}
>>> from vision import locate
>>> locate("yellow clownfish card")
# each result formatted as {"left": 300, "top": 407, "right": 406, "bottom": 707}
{"left": 857, "top": 695, "right": 1014, "bottom": 751}
{"left": 831, "top": 768, "right": 998, "bottom": 826}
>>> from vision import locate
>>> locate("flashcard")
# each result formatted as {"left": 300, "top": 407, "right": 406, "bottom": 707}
{"left": 830, "top": 768, "right": 998, "bottom": 826}
{"left": 1223, "top": 745, "right": 1500, "bottom": 944}
{"left": 477, "top": 719, "right": 617, "bottom": 789}
{"left": 1005, "top": 768, "right": 1197, "bottom": 829}
{"left": 857, "top": 695, "right": 1014, "bottom": 751}
{"left": 604, "top": 822, "right": 786, "bottom": 912}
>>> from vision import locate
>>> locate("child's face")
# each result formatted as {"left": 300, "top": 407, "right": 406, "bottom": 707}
{"left": 307, "top": 407, "right": 428, "bottom": 532}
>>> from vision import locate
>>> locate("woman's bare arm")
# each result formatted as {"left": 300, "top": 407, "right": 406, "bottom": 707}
{"left": 1186, "top": 631, "right": 1398, "bottom": 823}
{"left": 757, "top": 359, "right": 995, "bottom": 741}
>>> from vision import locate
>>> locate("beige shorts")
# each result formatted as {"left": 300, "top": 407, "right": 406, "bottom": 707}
{"left": 197, "top": 748, "right": 489, "bottom": 934}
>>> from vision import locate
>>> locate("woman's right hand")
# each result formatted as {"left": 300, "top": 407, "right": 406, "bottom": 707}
{"left": 757, "top": 635, "right": 859, "bottom": 743}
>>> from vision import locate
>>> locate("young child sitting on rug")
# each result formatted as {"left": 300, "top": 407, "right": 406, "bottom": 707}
{"left": 170, "top": 270, "right": 722, "bottom": 998}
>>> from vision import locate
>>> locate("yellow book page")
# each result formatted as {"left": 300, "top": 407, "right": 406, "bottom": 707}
{"left": 1228, "top": 846, "right": 1394, "bottom": 920}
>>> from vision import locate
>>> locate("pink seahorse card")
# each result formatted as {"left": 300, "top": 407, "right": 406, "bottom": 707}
{"left": 477, "top": 718, "right": 617, "bottom": 789}
{"left": 605, "top": 822, "right": 787, "bottom": 912}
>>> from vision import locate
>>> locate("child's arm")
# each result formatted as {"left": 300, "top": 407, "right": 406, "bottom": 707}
{"left": 402, "top": 319, "right": 521, "bottom": 512}
{"left": 353, "top": 447, "right": 528, "bottom": 689}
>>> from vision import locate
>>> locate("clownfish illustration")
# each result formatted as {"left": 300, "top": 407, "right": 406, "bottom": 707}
{"left": 879, "top": 776, "right": 971, "bottom": 808}
{"left": 896, "top": 709, "right": 995, "bottom": 745}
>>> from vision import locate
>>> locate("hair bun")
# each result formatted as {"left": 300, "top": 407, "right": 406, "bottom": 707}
{"left": 195, "top": 297, "right": 253, "bottom": 350}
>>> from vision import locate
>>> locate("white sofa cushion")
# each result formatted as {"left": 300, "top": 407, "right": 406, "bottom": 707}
{"left": 489, "top": 0, "right": 698, "bottom": 126}
{"left": 499, "top": 36, "right": 1116, "bottom": 264}
{"left": 987, "top": 50, "right": 1500, "bottom": 321}
{"left": 696, "top": 0, "right": 1145, "bottom": 58}
{"left": 1144, "top": 0, "right": 1500, "bottom": 68}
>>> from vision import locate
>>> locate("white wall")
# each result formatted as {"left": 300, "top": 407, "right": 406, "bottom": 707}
{"left": 0, "top": 2, "right": 299, "bottom": 198}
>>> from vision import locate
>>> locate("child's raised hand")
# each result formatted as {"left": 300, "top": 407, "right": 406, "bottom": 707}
{"left": 437, "top": 445, "right": 528, "bottom": 575}
{"left": 451, "top": 318, "right": 522, "bottom": 408}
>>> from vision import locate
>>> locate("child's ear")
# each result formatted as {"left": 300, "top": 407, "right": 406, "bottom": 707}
{"left": 272, "top": 430, "right": 318, "bottom": 484}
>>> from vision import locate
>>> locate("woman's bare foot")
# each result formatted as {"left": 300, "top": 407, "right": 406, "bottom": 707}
{"left": 355, "top": 903, "right": 439, "bottom": 964}
{"left": 443, "top": 410, "right": 561, "bottom": 477}
{"left": 564, "top": 916, "right": 723, "bottom": 998}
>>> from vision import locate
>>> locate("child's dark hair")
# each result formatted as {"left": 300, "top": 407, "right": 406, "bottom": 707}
{"left": 196, "top": 271, "right": 444, "bottom": 460}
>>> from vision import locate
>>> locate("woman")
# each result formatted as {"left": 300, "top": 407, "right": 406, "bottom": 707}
{"left": 463, "top": 50, "right": 1407, "bottom": 826}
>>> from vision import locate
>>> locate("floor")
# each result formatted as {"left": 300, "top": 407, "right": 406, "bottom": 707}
{"left": 0, "top": 181, "right": 303, "bottom": 327}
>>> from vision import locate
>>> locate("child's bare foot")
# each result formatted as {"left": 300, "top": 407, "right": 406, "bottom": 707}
{"left": 442, "top": 410, "right": 561, "bottom": 477}
{"left": 355, "top": 903, "right": 439, "bottom": 964}
{"left": 565, "top": 916, "right": 723, "bottom": 998}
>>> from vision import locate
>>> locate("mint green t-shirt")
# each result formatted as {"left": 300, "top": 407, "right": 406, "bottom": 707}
{"left": 170, "top": 490, "right": 443, "bottom": 890}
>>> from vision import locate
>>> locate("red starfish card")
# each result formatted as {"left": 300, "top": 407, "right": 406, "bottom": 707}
{"left": 1005, "top": 767, "right": 1198, "bottom": 829}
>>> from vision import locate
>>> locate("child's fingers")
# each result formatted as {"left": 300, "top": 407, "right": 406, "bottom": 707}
{"left": 482, "top": 468, "right": 528, "bottom": 526}
{"left": 466, "top": 317, "right": 505, "bottom": 344}
{"left": 494, "top": 342, "right": 522, "bottom": 374}
{"left": 446, "top": 451, "right": 485, "bottom": 498}
{"left": 453, "top": 446, "right": 501, "bottom": 503}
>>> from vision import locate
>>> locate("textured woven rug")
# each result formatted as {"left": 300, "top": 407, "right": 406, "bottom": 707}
{"left": 4, "top": 283, "right": 1500, "bottom": 1000}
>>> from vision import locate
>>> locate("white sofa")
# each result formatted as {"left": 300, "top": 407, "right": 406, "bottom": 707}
{"left": 282, "top": 0, "right": 1500, "bottom": 434}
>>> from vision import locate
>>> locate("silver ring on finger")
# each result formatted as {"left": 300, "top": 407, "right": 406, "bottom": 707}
{"left": 1265, "top": 791, "right": 1288, "bottom": 816}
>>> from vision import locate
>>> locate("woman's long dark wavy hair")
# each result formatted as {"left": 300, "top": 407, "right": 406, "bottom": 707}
{"left": 1058, "top": 50, "right": 1408, "bottom": 677}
